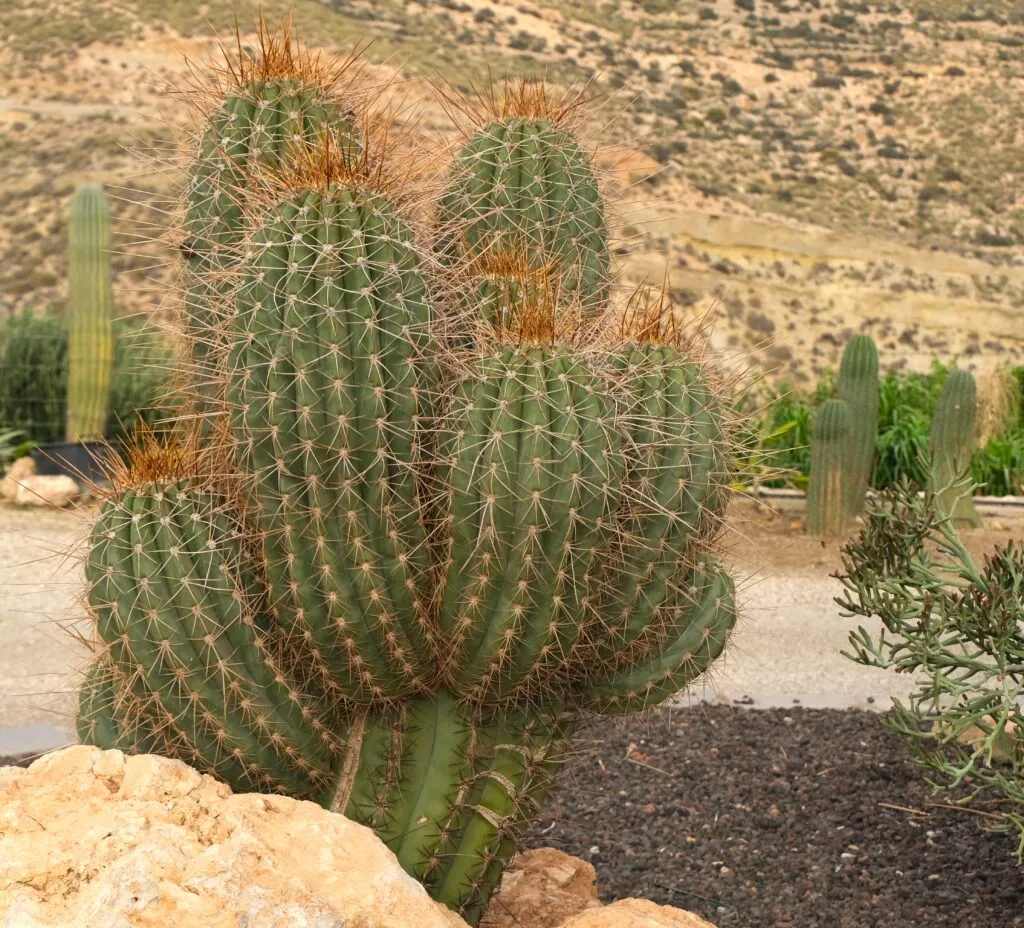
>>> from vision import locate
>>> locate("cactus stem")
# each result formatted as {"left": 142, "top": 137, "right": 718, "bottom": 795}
{"left": 329, "top": 711, "right": 368, "bottom": 814}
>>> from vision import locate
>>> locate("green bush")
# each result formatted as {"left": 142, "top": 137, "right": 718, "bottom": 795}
{"left": 758, "top": 384, "right": 813, "bottom": 487}
{"left": 838, "top": 482, "right": 1024, "bottom": 859}
{"left": 0, "top": 310, "right": 68, "bottom": 444}
{"left": 0, "top": 309, "right": 174, "bottom": 445}
{"left": 872, "top": 361, "right": 949, "bottom": 490}
{"left": 973, "top": 428, "right": 1024, "bottom": 497}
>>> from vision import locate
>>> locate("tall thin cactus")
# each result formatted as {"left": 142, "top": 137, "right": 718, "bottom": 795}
{"left": 66, "top": 184, "right": 114, "bottom": 442}
{"left": 807, "top": 398, "right": 852, "bottom": 535}
{"left": 930, "top": 368, "right": 981, "bottom": 528}
{"left": 836, "top": 334, "right": 879, "bottom": 515}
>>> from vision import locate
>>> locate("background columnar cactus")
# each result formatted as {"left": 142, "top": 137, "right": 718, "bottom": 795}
{"left": 807, "top": 398, "right": 852, "bottom": 535}
{"left": 76, "top": 27, "right": 741, "bottom": 926}
{"left": 929, "top": 367, "right": 982, "bottom": 528}
{"left": 66, "top": 184, "right": 114, "bottom": 442}
{"left": 836, "top": 334, "right": 879, "bottom": 516}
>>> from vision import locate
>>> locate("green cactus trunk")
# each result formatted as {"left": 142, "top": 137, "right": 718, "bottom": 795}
{"left": 335, "top": 689, "right": 571, "bottom": 924}
{"left": 66, "top": 185, "right": 114, "bottom": 442}
{"left": 929, "top": 369, "right": 981, "bottom": 528}
{"left": 436, "top": 347, "right": 623, "bottom": 705}
{"left": 227, "top": 184, "right": 438, "bottom": 704}
{"left": 182, "top": 81, "right": 357, "bottom": 416}
{"left": 836, "top": 334, "right": 879, "bottom": 516}
{"left": 437, "top": 118, "right": 609, "bottom": 318}
{"left": 807, "top": 398, "right": 852, "bottom": 535}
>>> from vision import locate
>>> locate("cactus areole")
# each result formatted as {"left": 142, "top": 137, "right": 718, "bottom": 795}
{"left": 77, "top": 26, "right": 741, "bottom": 925}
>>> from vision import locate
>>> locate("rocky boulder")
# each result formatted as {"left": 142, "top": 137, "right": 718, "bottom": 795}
{"left": 482, "top": 848, "right": 602, "bottom": 928}
{"left": 484, "top": 850, "right": 715, "bottom": 928}
{"left": 0, "top": 746, "right": 717, "bottom": 928}
{"left": 562, "top": 900, "right": 716, "bottom": 928}
{"left": 0, "top": 746, "right": 464, "bottom": 928}
{"left": 1, "top": 456, "right": 79, "bottom": 508}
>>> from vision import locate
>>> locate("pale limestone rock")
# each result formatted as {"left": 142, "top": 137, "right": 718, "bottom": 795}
{"left": 562, "top": 898, "right": 717, "bottom": 928}
{"left": 12, "top": 474, "right": 79, "bottom": 507}
{"left": 0, "top": 745, "right": 466, "bottom": 928}
{"left": 0, "top": 456, "right": 35, "bottom": 500}
{"left": 482, "top": 848, "right": 601, "bottom": 928}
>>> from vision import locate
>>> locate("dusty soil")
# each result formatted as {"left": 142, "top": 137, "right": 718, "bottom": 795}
{"left": 725, "top": 496, "right": 1024, "bottom": 574}
{"left": 527, "top": 705, "right": 1024, "bottom": 927}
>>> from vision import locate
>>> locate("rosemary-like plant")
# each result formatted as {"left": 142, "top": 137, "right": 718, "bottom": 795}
{"left": 837, "top": 479, "right": 1024, "bottom": 858}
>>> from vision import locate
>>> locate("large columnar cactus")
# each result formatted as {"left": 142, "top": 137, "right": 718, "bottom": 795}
{"left": 930, "top": 368, "right": 981, "bottom": 528}
{"left": 76, "top": 32, "right": 740, "bottom": 927}
{"left": 66, "top": 184, "right": 115, "bottom": 442}
{"left": 227, "top": 180, "right": 438, "bottom": 704}
{"left": 807, "top": 398, "right": 852, "bottom": 535}
{"left": 836, "top": 334, "right": 879, "bottom": 515}
{"left": 436, "top": 81, "right": 610, "bottom": 323}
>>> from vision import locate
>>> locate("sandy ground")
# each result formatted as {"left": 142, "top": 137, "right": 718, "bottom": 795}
{"left": 0, "top": 505, "right": 91, "bottom": 754}
{"left": 1, "top": 497, "right": 1022, "bottom": 754}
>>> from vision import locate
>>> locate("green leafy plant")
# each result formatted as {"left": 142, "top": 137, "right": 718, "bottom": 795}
{"left": 0, "top": 429, "right": 25, "bottom": 470}
{"left": 730, "top": 379, "right": 812, "bottom": 490}
{"left": 75, "top": 24, "right": 741, "bottom": 925}
{"left": 972, "top": 428, "right": 1024, "bottom": 497}
{"left": 838, "top": 480, "right": 1024, "bottom": 859}
{"left": 872, "top": 361, "right": 949, "bottom": 490}
{"left": 0, "top": 309, "right": 67, "bottom": 445}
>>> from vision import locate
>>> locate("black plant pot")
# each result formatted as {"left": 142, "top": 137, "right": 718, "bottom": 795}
{"left": 30, "top": 440, "right": 120, "bottom": 486}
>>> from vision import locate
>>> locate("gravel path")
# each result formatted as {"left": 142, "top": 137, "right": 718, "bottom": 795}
{"left": 526, "top": 706, "right": 1024, "bottom": 927}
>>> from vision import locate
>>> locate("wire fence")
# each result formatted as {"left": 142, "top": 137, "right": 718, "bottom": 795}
{"left": 0, "top": 310, "right": 176, "bottom": 447}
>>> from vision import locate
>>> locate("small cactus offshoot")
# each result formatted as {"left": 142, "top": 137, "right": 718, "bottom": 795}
{"left": 75, "top": 22, "right": 742, "bottom": 925}
{"left": 836, "top": 334, "right": 879, "bottom": 516}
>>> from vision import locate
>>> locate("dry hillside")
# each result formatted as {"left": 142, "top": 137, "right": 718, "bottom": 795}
{"left": 1, "top": 0, "right": 1023, "bottom": 385}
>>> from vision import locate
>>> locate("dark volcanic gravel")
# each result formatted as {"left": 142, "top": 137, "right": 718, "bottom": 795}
{"left": 525, "top": 706, "right": 1024, "bottom": 928}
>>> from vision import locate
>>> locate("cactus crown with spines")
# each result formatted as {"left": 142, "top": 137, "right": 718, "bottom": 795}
{"left": 435, "top": 78, "right": 611, "bottom": 325}
{"left": 77, "top": 28, "right": 741, "bottom": 925}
